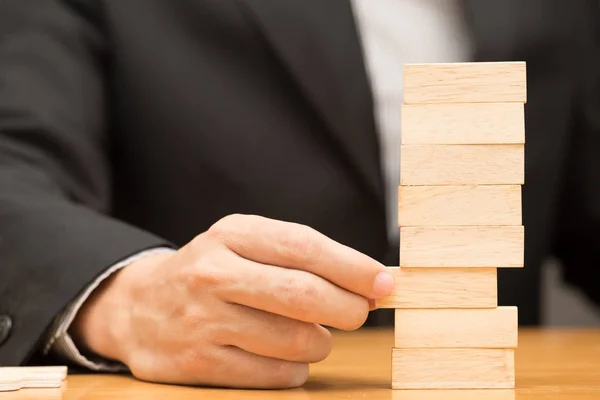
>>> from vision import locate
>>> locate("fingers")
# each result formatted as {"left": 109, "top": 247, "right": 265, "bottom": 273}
{"left": 206, "top": 214, "right": 395, "bottom": 300}
{"left": 131, "top": 343, "right": 309, "bottom": 389}
{"left": 219, "top": 303, "right": 333, "bottom": 363}
{"left": 218, "top": 254, "right": 370, "bottom": 331}
{"left": 203, "top": 346, "right": 309, "bottom": 389}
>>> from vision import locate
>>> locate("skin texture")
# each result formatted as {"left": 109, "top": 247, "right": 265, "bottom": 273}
{"left": 70, "top": 214, "right": 395, "bottom": 389}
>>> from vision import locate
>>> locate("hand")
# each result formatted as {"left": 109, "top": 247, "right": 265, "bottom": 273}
{"left": 71, "top": 214, "right": 395, "bottom": 389}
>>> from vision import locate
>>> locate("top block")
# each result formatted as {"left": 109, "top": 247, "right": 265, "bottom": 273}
{"left": 403, "top": 62, "right": 526, "bottom": 104}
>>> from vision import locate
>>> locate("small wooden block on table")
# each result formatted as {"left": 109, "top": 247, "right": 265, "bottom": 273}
{"left": 392, "top": 348, "right": 515, "bottom": 389}
{"left": 0, "top": 366, "right": 67, "bottom": 392}
{"left": 375, "top": 267, "right": 497, "bottom": 309}
{"left": 394, "top": 307, "right": 518, "bottom": 348}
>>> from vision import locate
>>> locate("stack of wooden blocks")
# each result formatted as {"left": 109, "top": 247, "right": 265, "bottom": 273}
{"left": 377, "top": 61, "right": 526, "bottom": 390}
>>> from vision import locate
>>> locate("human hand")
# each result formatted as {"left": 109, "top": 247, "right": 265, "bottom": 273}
{"left": 71, "top": 214, "right": 395, "bottom": 388}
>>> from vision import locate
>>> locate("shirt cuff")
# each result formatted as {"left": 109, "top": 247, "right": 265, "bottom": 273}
{"left": 43, "top": 247, "right": 177, "bottom": 372}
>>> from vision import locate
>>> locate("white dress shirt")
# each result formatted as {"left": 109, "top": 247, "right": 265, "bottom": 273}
{"left": 351, "top": 0, "right": 472, "bottom": 243}
{"left": 44, "top": 0, "right": 472, "bottom": 370}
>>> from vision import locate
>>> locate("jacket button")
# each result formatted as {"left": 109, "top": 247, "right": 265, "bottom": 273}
{"left": 0, "top": 315, "right": 12, "bottom": 346}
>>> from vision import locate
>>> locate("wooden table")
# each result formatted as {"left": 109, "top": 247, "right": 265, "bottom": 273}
{"left": 5, "top": 328, "right": 600, "bottom": 399}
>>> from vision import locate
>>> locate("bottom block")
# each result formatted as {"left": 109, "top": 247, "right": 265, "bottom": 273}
{"left": 392, "top": 348, "right": 514, "bottom": 389}
{"left": 392, "top": 389, "right": 515, "bottom": 400}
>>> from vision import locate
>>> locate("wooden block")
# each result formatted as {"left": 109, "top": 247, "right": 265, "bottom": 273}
{"left": 392, "top": 389, "right": 515, "bottom": 400}
{"left": 0, "top": 368, "right": 23, "bottom": 392}
{"left": 394, "top": 307, "right": 518, "bottom": 348}
{"left": 392, "top": 348, "right": 515, "bottom": 389}
{"left": 400, "top": 144, "right": 524, "bottom": 185}
{"left": 0, "top": 367, "right": 67, "bottom": 391}
{"left": 399, "top": 226, "right": 524, "bottom": 268}
{"left": 0, "top": 374, "right": 22, "bottom": 392}
{"left": 1, "top": 389, "right": 65, "bottom": 400}
{"left": 401, "top": 103, "right": 524, "bottom": 145}
{"left": 398, "top": 185, "right": 521, "bottom": 226}
{"left": 403, "top": 62, "right": 526, "bottom": 104}
{"left": 375, "top": 267, "right": 497, "bottom": 309}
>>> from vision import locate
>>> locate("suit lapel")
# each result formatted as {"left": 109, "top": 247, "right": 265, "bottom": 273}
{"left": 239, "top": 0, "right": 384, "bottom": 204}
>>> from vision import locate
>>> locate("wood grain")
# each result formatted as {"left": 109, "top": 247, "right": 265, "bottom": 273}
{"left": 392, "top": 348, "right": 515, "bottom": 389}
{"left": 391, "top": 389, "right": 516, "bottom": 400}
{"left": 399, "top": 226, "right": 524, "bottom": 268}
{"left": 56, "top": 329, "right": 600, "bottom": 399}
{"left": 398, "top": 185, "right": 521, "bottom": 226}
{"left": 400, "top": 144, "right": 524, "bottom": 185}
{"left": 375, "top": 267, "right": 497, "bottom": 309}
{"left": 403, "top": 62, "right": 526, "bottom": 104}
{"left": 401, "top": 103, "right": 525, "bottom": 144}
{"left": 394, "top": 307, "right": 518, "bottom": 348}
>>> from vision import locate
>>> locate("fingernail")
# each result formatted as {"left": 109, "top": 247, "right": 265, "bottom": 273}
{"left": 372, "top": 271, "right": 395, "bottom": 297}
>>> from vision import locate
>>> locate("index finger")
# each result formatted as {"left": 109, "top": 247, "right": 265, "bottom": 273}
{"left": 207, "top": 214, "right": 395, "bottom": 299}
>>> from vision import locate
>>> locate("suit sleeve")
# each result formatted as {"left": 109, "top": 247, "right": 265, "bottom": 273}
{"left": 0, "top": 0, "right": 176, "bottom": 366}
{"left": 45, "top": 247, "right": 176, "bottom": 371}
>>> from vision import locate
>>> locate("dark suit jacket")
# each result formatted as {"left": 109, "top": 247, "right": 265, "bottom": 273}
{"left": 1, "top": 0, "right": 599, "bottom": 367}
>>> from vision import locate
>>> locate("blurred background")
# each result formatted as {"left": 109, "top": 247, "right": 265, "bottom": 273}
{"left": 543, "top": 259, "right": 600, "bottom": 326}
{"left": 1, "top": 2, "right": 599, "bottom": 378}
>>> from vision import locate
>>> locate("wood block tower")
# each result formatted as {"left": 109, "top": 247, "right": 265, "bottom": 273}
{"left": 377, "top": 61, "right": 526, "bottom": 389}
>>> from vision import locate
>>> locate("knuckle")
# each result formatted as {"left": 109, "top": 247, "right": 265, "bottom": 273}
{"left": 278, "top": 224, "right": 322, "bottom": 266}
{"left": 315, "top": 328, "right": 333, "bottom": 361}
{"left": 298, "top": 325, "right": 332, "bottom": 363}
{"left": 181, "top": 305, "right": 210, "bottom": 335}
{"left": 273, "top": 362, "right": 309, "bottom": 388}
{"left": 287, "top": 325, "right": 313, "bottom": 358}
{"left": 181, "top": 256, "right": 229, "bottom": 292}
{"left": 282, "top": 275, "right": 319, "bottom": 316}
{"left": 180, "top": 267, "right": 206, "bottom": 291}
{"left": 206, "top": 214, "right": 241, "bottom": 238}
{"left": 175, "top": 306, "right": 199, "bottom": 335}
{"left": 342, "top": 298, "right": 369, "bottom": 331}
{"left": 296, "top": 277, "right": 320, "bottom": 301}
{"left": 205, "top": 214, "right": 256, "bottom": 251}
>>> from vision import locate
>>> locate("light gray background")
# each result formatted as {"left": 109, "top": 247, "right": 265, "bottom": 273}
{"left": 542, "top": 259, "right": 600, "bottom": 326}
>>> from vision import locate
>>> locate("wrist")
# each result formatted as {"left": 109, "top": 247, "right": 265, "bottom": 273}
{"left": 69, "top": 266, "right": 130, "bottom": 363}
{"left": 69, "top": 253, "right": 171, "bottom": 364}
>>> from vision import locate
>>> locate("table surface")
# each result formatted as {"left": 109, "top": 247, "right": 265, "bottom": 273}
{"left": 6, "top": 327, "right": 600, "bottom": 399}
